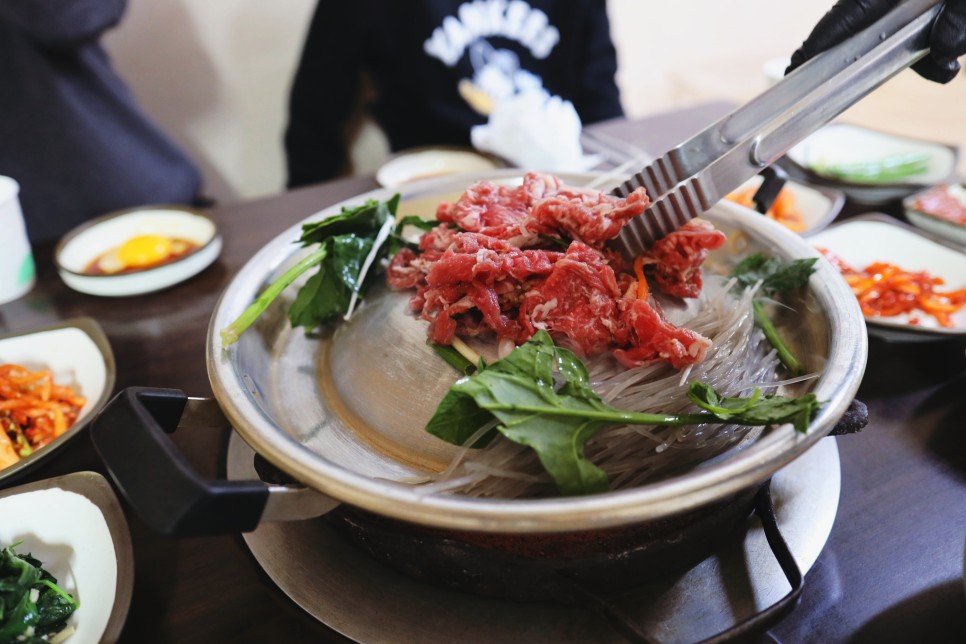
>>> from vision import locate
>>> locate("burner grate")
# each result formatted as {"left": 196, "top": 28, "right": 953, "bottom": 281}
{"left": 572, "top": 480, "right": 803, "bottom": 643}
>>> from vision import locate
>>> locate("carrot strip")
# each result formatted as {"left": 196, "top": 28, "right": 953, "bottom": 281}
{"left": 634, "top": 256, "right": 649, "bottom": 300}
{"left": 725, "top": 186, "right": 807, "bottom": 232}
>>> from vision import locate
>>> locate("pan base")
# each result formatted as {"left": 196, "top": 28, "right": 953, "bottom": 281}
{"left": 227, "top": 434, "right": 840, "bottom": 643}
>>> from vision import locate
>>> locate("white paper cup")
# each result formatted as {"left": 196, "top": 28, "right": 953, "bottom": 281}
{"left": 0, "top": 176, "right": 36, "bottom": 304}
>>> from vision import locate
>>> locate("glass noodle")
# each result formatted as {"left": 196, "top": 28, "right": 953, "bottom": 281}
{"left": 412, "top": 275, "right": 812, "bottom": 499}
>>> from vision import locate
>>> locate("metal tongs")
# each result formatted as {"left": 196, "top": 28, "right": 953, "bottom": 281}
{"left": 612, "top": 0, "right": 944, "bottom": 256}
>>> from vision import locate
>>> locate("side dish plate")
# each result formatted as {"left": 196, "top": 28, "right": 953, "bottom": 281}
{"left": 783, "top": 122, "right": 958, "bottom": 204}
{"left": 0, "top": 318, "right": 115, "bottom": 484}
{"left": 808, "top": 214, "right": 966, "bottom": 340}
{"left": 727, "top": 175, "right": 844, "bottom": 236}
{"left": 55, "top": 205, "right": 222, "bottom": 297}
{"left": 376, "top": 147, "right": 505, "bottom": 189}
{"left": 0, "top": 471, "right": 134, "bottom": 644}
{"left": 903, "top": 183, "right": 966, "bottom": 248}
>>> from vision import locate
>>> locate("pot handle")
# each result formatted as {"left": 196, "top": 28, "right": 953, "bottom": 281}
{"left": 751, "top": 165, "right": 788, "bottom": 214}
{"left": 830, "top": 398, "right": 869, "bottom": 436}
{"left": 90, "top": 387, "right": 338, "bottom": 537}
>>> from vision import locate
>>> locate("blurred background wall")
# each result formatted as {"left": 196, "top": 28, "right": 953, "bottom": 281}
{"left": 103, "top": 1, "right": 966, "bottom": 204}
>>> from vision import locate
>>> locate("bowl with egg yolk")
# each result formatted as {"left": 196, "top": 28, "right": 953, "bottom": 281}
{"left": 54, "top": 206, "right": 222, "bottom": 296}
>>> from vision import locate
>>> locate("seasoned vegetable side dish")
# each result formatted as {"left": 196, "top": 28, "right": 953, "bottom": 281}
{"left": 0, "top": 543, "right": 78, "bottom": 644}
{"left": 725, "top": 185, "right": 806, "bottom": 233}
{"left": 0, "top": 365, "right": 86, "bottom": 470}
{"left": 810, "top": 151, "right": 931, "bottom": 184}
{"left": 820, "top": 249, "right": 966, "bottom": 327}
{"left": 908, "top": 183, "right": 966, "bottom": 226}
{"left": 222, "top": 173, "right": 822, "bottom": 497}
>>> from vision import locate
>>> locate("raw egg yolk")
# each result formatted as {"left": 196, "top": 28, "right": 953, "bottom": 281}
{"left": 116, "top": 235, "right": 173, "bottom": 269}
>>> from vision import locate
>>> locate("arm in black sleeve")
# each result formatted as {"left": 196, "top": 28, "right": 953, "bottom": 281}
{"left": 572, "top": 0, "right": 624, "bottom": 124}
{"left": 284, "top": 3, "right": 366, "bottom": 188}
{"left": 787, "top": 0, "right": 966, "bottom": 84}
{"left": 0, "top": 0, "right": 126, "bottom": 49}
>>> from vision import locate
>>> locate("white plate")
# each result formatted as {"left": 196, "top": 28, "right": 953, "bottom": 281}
{"left": 376, "top": 148, "right": 504, "bottom": 189}
{"left": 54, "top": 206, "right": 222, "bottom": 297}
{"left": 725, "top": 175, "right": 844, "bottom": 235}
{"left": 903, "top": 184, "right": 966, "bottom": 247}
{"left": 785, "top": 122, "right": 958, "bottom": 204}
{"left": 0, "top": 319, "right": 115, "bottom": 483}
{"left": 808, "top": 215, "right": 966, "bottom": 339}
{"left": 0, "top": 472, "right": 134, "bottom": 644}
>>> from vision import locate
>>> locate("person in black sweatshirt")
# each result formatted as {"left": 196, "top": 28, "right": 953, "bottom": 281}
{"left": 0, "top": 0, "right": 203, "bottom": 244}
{"left": 284, "top": 0, "right": 624, "bottom": 188}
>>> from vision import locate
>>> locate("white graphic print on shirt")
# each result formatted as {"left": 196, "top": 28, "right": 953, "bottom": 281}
{"left": 423, "top": 0, "right": 560, "bottom": 114}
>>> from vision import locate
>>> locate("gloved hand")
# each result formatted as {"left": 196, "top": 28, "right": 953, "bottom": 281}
{"left": 787, "top": 0, "right": 966, "bottom": 83}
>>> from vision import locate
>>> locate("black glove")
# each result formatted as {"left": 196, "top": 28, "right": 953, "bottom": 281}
{"left": 787, "top": 0, "right": 966, "bottom": 83}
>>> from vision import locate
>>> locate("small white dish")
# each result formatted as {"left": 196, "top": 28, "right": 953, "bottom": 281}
{"left": 725, "top": 175, "right": 844, "bottom": 235}
{"left": 55, "top": 205, "right": 222, "bottom": 297}
{"left": 0, "top": 319, "right": 115, "bottom": 483}
{"left": 784, "top": 123, "right": 958, "bottom": 204}
{"left": 809, "top": 215, "right": 966, "bottom": 340}
{"left": 903, "top": 183, "right": 966, "bottom": 247}
{"left": 376, "top": 148, "right": 504, "bottom": 189}
{"left": 0, "top": 471, "right": 134, "bottom": 644}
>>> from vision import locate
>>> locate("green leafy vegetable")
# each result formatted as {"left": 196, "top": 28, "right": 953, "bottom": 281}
{"left": 388, "top": 215, "right": 439, "bottom": 256}
{"left": 287, "top": 234, "right": 375, "bottom": 329}
{"left": 298, "top": 194, "right": 400, "bottom": 244}
{"left": 0, "top": 543, "right": 78, "bottom": 643}
{"left": 731, "top": 253, "right": 817, "bottom": 296}
{"left": 221, "top": 196, "right": 401, "bottom": 345}
{"left": 426, "top": 331, "right": 821, "bottom": 496}
{"left": 686, "top": 381, "right": 817, "bottom": 433}
{"left": 730, "top": 253, "right": 817, "bottom": 375}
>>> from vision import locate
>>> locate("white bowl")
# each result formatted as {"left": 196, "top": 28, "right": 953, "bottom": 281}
{"left": 903, "top": 183, "right": 966, "bottom": 247}
{"left": 55, "top": 206, "right": 222, "bottom": 297}
{"left": 0, "top": 319, "right": 115, "bottom": 483}
{"left": 0, "top": 472, "right": 134, "bottom": 644}
{"left": 376, "top": 148, "right": 504, "bottom": 189}
{"left": 808, "top": 215, "right": 966, "bottom": 340}
{"left": 725, "top": 175, "right": 844, "bottom": 235}
{"left": 784, "top": 122, "right": 959, "bottom": 204}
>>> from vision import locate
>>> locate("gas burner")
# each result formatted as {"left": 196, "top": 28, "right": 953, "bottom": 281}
{"left": 226, "top": 436, "right": 840, "bottom": 643}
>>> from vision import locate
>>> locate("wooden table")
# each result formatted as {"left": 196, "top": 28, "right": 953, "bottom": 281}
{"left": 2, "top": 103, "right": 964, "bottom": 643}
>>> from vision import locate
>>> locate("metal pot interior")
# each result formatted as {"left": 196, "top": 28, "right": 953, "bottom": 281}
{"left": 207, "top": 171, "right": 867, "bottom": 534}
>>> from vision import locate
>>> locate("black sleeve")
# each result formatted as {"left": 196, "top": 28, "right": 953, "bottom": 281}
{"left": 573, "top": 0, "right": 624, "bottom": 124}
{"left": 284, "top": 2, "right": 366, "bottom": 188}
{"left": 0, "top": 0, "right": 126, "bottom": 49}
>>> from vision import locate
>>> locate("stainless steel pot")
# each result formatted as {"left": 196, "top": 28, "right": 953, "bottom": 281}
{"left": 91, "top": 171, "right": 866, "bottom": 542}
